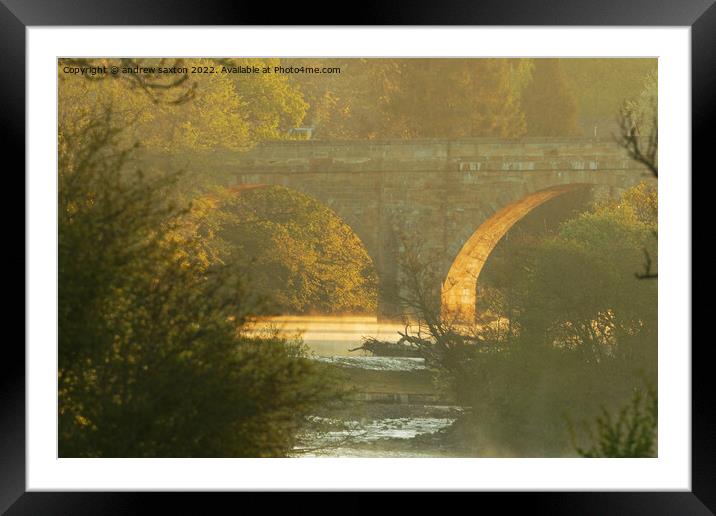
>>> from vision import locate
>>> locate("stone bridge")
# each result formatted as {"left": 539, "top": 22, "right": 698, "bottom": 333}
{"left": 148, "top": 138, "right": 652, "bottom": 321}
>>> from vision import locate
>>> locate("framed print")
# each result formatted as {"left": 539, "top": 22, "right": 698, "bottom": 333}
{"left": 4, "top": 0, "right": 709, "bottom": 512}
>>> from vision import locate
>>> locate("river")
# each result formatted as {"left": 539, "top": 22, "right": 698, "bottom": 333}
{"left": 245, "top": 316, "right": 462, "bottom": 457}
{"left": 244, "top": 315, "right": 407, "bottom": 356}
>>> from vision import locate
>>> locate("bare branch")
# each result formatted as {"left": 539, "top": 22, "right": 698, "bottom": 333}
{"left": 616, "top": 106, "right": 658, "bottom": 178}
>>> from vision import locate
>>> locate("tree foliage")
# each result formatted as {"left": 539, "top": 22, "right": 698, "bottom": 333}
{"left": 219, "top": 186, "right": 378, "bottom": 315}
{"left": 287, "top": 57, "right": 654, "bottom": 139}
{"left": 562, "top": 58, "right": 657, "bottom": 122}
{"left": 61, "top": 58, "right": 198, "bottom": 104}
{"left": 288, "top": 58, "right": 527, "bottom": 139}
{"left": 521, "top": 59, "right": 581, "bottom": 136}
{"left": 571, "top": 385, "right": 657, "bottom": 458}
{"left": 522, "top": 198, "right": 657, "bottom": 361}
{"left": 59, "top": 58, "right": 307, "bottom": 152}
{"left": 58, "top": 113, "right": 342, "bottom": 457}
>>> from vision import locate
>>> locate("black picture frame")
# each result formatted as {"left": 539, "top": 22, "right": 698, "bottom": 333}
{"left": 3, "top": 1, "right": 708, "bottom": 513}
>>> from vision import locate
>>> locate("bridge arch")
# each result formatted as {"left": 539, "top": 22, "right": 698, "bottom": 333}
{"left": 441, "top": 184, "right": 591, "bottom": 321}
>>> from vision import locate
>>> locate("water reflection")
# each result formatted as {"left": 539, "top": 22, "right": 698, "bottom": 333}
{"left": 244, "top": 315, "right": 408, "bottom": 357}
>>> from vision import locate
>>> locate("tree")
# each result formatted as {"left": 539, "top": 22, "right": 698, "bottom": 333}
{"left": 61, "top": 58, "right": 197, "bottom": 104}
{"left": 59, "top": 58, "right": 307, "bottom": 154}
{"left": 385, "top": 59, "right": 527, "bottom": 138}
{"left": 616, "top": 71, "right": 658, "bottom": 278}
{"left": 617, "top": 70, "right": 658, "bottom": 177}
{"left": 288, "top": 58, "right": 402, "bottom": 139}
{"left": 521, "top": 193, "right": 657, "bottom": 364}
{"left": 286, "top": 58, "right": 527, "bottom": 139}
{"left": 521, "top": 58, "right": 581, "bottom": 136}
{"left": 58, "top": 112, "right": 343, "bottom": 457}
{"left": 218, "top": 186, "right": 378, "bottom": 315}
{"left": 561, "top": 58, "right": 657, "bottom": 133}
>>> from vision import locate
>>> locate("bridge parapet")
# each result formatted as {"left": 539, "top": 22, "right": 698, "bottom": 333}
{"left": 229, "top": 138, "right": 643, "bottom": 175}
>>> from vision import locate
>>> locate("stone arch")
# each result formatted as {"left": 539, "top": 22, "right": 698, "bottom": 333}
{"left": 441, "top": 184, "right": 590, "bottom": 321}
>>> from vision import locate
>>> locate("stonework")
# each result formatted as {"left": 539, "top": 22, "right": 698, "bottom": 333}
{"left": 144, "top": 138, "right": 651, "bottom": 320}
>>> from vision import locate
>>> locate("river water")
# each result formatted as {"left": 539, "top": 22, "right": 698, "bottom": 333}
{"left": 245, "top": 316, "right": 461, "bottom": 457}
{"left": 244, "top": 315, "right": 406, "bottom": 355}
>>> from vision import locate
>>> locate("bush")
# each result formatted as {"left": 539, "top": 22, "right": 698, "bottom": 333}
{"left": 570, "top": 385, "right": 657, "bottom": 458}
{"left": 58, "top": 112, "right": 343, "bottom": 457}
